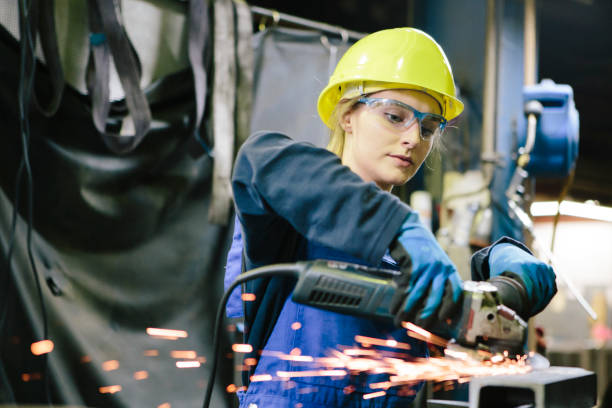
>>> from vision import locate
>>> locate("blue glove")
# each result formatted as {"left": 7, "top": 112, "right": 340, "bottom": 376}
{"left": 488, "top": 242, "right": 557, "bottom": 317}
{"left": 389, "top": 213, "right": 463, "bottom": 334}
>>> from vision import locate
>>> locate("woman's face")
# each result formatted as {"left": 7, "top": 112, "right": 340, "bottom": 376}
{"left": 340, "top": 89, "right": 442, "bottom": 191}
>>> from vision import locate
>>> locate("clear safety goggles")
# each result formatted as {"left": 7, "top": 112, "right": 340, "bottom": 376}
{"left": 356, "top": 97, "right": 447, "bottom": 141}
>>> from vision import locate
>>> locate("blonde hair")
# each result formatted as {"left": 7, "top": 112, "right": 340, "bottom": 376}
{"left": 325, "top": 97, "right": 361, "bottom": 157}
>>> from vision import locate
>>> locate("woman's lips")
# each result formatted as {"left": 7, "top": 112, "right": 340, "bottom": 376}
{"left": 388, "top": 154, "right": 414, "bottom": 167}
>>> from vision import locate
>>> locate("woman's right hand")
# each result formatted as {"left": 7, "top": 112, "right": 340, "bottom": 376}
{"left": 389, "top": 212, "right": 463, "bottom": 335}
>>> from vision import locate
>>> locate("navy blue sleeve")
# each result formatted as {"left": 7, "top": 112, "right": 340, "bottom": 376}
{"left": 470, "top": 236, "right": 533, "bottom": 281}
{"left": 231, "top": 132, "right": 412, "bottom": 267}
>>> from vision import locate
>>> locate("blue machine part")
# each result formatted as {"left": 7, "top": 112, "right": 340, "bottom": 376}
{"left": 520, "top": 79, "right": 580, "bottom": 177}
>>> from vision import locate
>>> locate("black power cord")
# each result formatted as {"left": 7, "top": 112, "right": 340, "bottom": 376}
{"left": 201, "top": 263, "right": 302, "bottom": 408}
{"left": 0, "top": 0, "right": 53, "bottom": 404}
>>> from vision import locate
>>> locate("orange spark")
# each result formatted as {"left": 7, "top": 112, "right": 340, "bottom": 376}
{"left": 277, "top": 370, "right": 347, "bottom": 378}
{"left": 99, "top": 385, "right": 122, "bottom": 394}
{"left": 278, "top": 354, "right": 314, "bottom": 362}
{"left": 176, "top": 361, "right": 201, "bottom": 368}
{"left": 291, "top": 322, "right": 302, "bottom": 330}
{"left": 157, "top": 403, "right": 171, "bottom": 408}
{"left": 21, "top": 373, "right": 31, "bottom": 382}
{"left": 250, "top": 374, "right": 273, "bottom": 382}
{"left": 144, "top": 349, "right": 159, "bottom": 357}
{"left": 28, "top": 372, "right": 41, "bottom": 380}
{"left": 146, "top": 328, "right": 188, "bottom": 339}
{"left": 31, "top": 340, "right": 54, "bottom": 356}
{"left": 241, "top": 293, "right": 256, "bottom": 301}
{"left": 102, "top": 360, "right": 119, "bottom": 371}
{"left": 355, "top": 335, "right": 412, "bottom": 350}
{"left": 170, "top": 350, "right": 197, "bottom": 359}
{"left": 232, "top": 344, "right": 253, "bottom": 353}
{"left": 134, "top": 371, "right": 149, "bottom": 380}
{"left": 197, "top": 356, "right": 207, "bottom": 363}
{"left": 290, "top": 348, "right": 301, "bottom": 355}
{"left": 401, "top": 322, "right": 449, "bottom": 347}
{"left": 344, "top": 348, "right": 379, "bottom": 356}
{"left": 490, "top": 354, "right": 504, "bottom": 363}
{"left": 80, "top": 355, "right": 91, "bottom": 363}
{"left": 226, "top": 384, "right": 237, "bottom": 393}
{"left": 244, "top": 358, "right": 258, "bottom": 366}
{"left": 363, "top": 391, "right": 386, "bottom": 400}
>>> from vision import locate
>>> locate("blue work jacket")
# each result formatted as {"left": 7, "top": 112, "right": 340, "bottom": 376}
{"left": 227, "top": 132, "right": 428, "bottom": 407}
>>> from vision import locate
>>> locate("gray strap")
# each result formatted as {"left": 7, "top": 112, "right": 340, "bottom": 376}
{"left": 33, "top": 0, "right": 65, "bottom": 116}
{"left": 208, "top": 0, "right": 236, "bottom": 225}
{"left": 18, "top": 0, "right": 65, "bottom": 117}
{"left": 188, "top": 0, "right": 210, "bottom": 142}
{"left": 234, "top": 0, "right": 254, "bottom": 148}
{"left": 86, "top": 2, "right": 111, "bottom": 135}
{"left": 86, "top": 0, "right": 152, "bottom": 154}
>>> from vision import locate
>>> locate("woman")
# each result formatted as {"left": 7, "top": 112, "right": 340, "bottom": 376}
{"left": 224, "top": 27, "right": 556, "bottom": 408}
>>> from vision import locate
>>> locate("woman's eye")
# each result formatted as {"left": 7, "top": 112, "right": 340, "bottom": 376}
{"left": 384, "top": 112, "right": 404, "bottom": 124}
{"left": 420, "top": 127, "right": 435, "bottom": 139}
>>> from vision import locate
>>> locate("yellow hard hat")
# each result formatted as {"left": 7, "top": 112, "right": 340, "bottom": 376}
{"left": 317, "top": 27, "right": 464, "bottom": 127}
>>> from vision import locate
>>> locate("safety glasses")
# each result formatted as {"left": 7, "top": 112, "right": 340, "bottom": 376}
{"left": 356, "top": 97, "right": 447, "bottom": 141}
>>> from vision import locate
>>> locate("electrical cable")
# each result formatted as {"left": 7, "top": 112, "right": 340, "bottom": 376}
{"left": 550, "top": 168, "right": 575, "bottom": 254}
{"left": 201, "top": 263, "right": 303, "bottom": 408}
{"left": 0, "top": 0, "right": 54, "bottom": 404}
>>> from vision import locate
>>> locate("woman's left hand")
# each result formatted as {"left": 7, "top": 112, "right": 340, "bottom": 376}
{"left": 488, "top": 243, "right": 557, "bottom": 317}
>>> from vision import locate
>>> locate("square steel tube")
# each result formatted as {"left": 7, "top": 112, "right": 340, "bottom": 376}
{"left": 468, "top": 366, "right": 596, "bottom": 408}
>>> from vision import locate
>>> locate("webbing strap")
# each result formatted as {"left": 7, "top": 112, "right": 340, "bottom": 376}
{"left": 208, "top": 0, "right": 236, "bottom": 225}
{"left": 18, "top": 0, "right": 65, "bottom": 117}
{"left": 86, "top": 0, "right": 151, "bottom": 155}
{"left": 234, "top": 0, "right": 253, "bottom": 148}
{"left": 188, "top": 0, "right": 209, "bottom": 143}
{"left": 85, "top": 2, "right": 110, "bottom": 136}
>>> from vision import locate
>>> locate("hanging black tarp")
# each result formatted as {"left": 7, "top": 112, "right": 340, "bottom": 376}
{"left": 0, "top": 3, "right": 354, "bottom": 407}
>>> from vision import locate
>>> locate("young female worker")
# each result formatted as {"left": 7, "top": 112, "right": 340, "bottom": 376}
{"left": 224, "top": 28, "right": 556, "bottom": 408}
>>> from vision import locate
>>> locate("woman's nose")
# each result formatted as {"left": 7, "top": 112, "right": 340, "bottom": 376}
{"left": 400, "top": 121, "right": 421, "bottom": 147}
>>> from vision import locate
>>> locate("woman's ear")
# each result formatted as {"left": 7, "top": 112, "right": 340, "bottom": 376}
{"left": 340, "top": 110, "right": 353, "bottom": 133}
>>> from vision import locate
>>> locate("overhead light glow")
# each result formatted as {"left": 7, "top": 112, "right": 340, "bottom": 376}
{"left": 530, "top": 201, "right": 612, "bottom": 222}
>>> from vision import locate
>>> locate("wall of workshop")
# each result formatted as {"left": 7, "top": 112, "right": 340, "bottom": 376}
{"left": 533, "top": 217, "right": 612, "bottom": 403}
{"left": 416, "top": 0, "right": 527, "bottom": 242}
{"left": 412, "top": 0, "right": 487, "bottom": 202}
{"left": 533, "top": 217, "right": 612, "bottom": 342}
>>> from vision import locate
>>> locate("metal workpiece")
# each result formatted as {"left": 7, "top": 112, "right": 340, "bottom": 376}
{"left": 454, "top": 281, "right": 527, "bottom": 355}
{"left": 468, "top": 366, "right": 596, "bottom": 408}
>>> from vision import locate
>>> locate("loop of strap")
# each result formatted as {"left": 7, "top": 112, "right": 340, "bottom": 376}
{"left": 21, "top": 0, "right": 251, "bottom": 225}
{"left": 86, "top": 0, "right": 151, "bottom": 155}
{"left": 18, "top": 0, "right": 65, "bottom": 117}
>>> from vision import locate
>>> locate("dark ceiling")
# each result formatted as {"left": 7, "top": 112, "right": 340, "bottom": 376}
{"left": 248, "top": 0, "right": 612, "bottom": 206}
{"left": 538, "top": 0, "right": 612, "bottom": 205}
